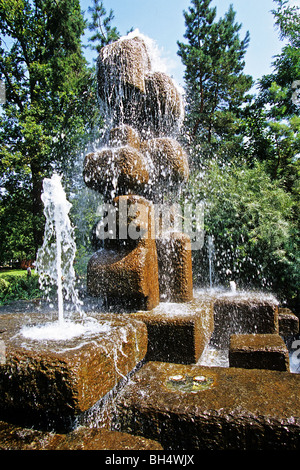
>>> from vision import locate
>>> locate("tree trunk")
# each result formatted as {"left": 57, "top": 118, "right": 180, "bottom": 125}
{"left": 31, "top": 164, "right": 45, "bottom": 257}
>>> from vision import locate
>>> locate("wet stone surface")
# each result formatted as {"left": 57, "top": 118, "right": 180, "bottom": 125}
{"left": 0, "top": 421, "right": 162, "bottom": 450}
{"left": 0, "top": 312, "right": 147, "bottom": 431}
{"left": 115, "top": 361, "right": 300, "bottom": 450}
{"left": 229, "top": 333, "right": 290, "bottom": 371}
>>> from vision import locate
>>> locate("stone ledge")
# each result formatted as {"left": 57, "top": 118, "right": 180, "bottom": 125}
{"left": 210, "top": 294, "right": 279, "bottom": 348}
{"left": 0, "top": 312, "right": 147, "bottom": 431}
{"left": 0, "top": 421, "right": 162, "bottom": 450}
{"left": 278, "top": 308, "right": 299, "bottom": 336}
{"left": 115, "top": 361, "right": 300, "bottom": 450}
{"left": 229, "top": 334, "right": 290, "bottom": 371}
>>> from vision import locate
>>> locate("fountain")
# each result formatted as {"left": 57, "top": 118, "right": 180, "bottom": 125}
{"left": 0, "top": 30, "right": 299, "bottom": 451}
{"left": 83, "top": 30, "right": 193, "bottom": 310}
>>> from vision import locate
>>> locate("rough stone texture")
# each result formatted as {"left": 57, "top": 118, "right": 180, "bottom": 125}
{"left": 143, "top": 71, "right": 184, "bottom": 136}
{"left": 156, "top": 232, "right": 193, "bottom": 303}
{"left": 115, "top": 361, "right": 300, "bottom": 451}
{"left": 131, "top": 296, "right": 214, "bottom": 364}
{"left": 109, "top": 124, "right": 141, "bottom": 150}
{"left": 97, "top": 35, "right": 184, "bottom": 136}
{"left": 278, "top": 307, "right": 299, "bottom": 336}
{"left": 0, "top": 312, "right": 147, "bottom": 431}
{"left": 229, "top": 334, "right": 290, "bottom": 371}
{"left": 0, "top": 421, "right": 162, "bottom": 450}
{"left": 87, "top": 196, "right": 160, "bottom": 311}
{"left": 142, "top": 137, "right": 189, "bottom": 190}
{"left": 84, "top": 34, "right": 190, "bottom": 310}
{"left": 83, "top": 147, "right": 149, "bottom": 199}
{"left": 211, "top": 294, "right": 279, "bottom": 348}
{"left": 83, "top": 136, "right": 189, "bottom": 203}
{"left": 97, "top": 36, "right": 151, "bottom": 103}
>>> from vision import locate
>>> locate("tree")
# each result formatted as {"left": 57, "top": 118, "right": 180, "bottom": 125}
{"left": 0, "top": 0, "right": 100, "bottom": 260}
{"left": 184, "top": 161, "right": 299, "bottom": 310}
{"left": 87, "top": 0, "right": 120, "bottom": 53}
{"left": 246, "top": 0, "right": 300, "bottom": 196}
{"left": 177, "top": 0, "right": 253, "bottom": 163}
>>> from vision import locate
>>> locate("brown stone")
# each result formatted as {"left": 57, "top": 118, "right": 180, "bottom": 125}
{"left": 211, "top": 294, "right": 279, "bottom": 348}
{"left": 0, "top": 312, "right": 147, "bottom": 430}
{"left": 156, "top": 232, "right": 193, "bottom": 303}
{"left": 278, "top": 307, "right": 299, "bottom": 336}
{"left": 83, "top": 147, "right": 149, "bottom": 199}
{"left": 97, "top": 36, "right": 184, "bottom": 136}
{"left": 142, "top": 137, "right": 189, "bottom": 189}
{"left": 229, "top": 334, "right": 290, "bottom": 371}
{"left": 97, "top": 36, "right": 151, "bottom": 101}
{"left": 131, "top": 296, "right": 214, "bottom": 364}
{"left": 0, "top": 421, "right": 162, "bottom": 450}
{"left": 87, "top": 196, "right": 160, "bottom": 311}
{"left": 143, "top": 71, "right": 184, "bottom": 135}
{"left": 109, "top": 124, "right": 141, "bottom": 150}
{"left": 115, "top": 361, "right": 300, "bottom": 450}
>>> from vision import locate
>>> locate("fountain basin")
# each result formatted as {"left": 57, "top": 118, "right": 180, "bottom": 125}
{"left": 0, "top": 312, "right": 147, "bottom": 431}
{"left": 115, "top": 361, "right": 300, "bottom": 450}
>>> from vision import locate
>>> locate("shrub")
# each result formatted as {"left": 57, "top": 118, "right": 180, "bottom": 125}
{"left": 0, "top": 273, "right": 42, "bottom": 305}
{"left": 184, "top": 161, "right": 299, "bottom": 311}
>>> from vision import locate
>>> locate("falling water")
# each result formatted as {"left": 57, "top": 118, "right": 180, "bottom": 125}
{"left": 36, "top": 173, "right": 82, "bottom": 323}
{"left": 208, "top": 235, "right": 215, "bottom": 290}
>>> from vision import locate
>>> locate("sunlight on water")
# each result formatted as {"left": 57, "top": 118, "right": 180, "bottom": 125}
{"left": 21, "top": 319, "right": 110, "bottom": 341}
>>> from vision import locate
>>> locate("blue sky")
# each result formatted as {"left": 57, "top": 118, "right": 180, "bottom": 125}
{"left": 80, "top": 0, "right": 292, "bottom": 88}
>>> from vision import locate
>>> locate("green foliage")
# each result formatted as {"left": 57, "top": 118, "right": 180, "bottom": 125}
{"left": 0, "top": 272, "right": 42, "bottom": 305}
{"left": 177, "top": 0, "right": 253, "bottom": 163}
{"left": 87, "top": 0, "right": 120, "bottom": 53}
{"left": 0, "top": 0, "right": 102, "bottom": 260}
{"left": 243, "top": 0, "right": 300, "bottom": 210}
{"left": 185, "top": 161, "right": 299, "bottom": 306}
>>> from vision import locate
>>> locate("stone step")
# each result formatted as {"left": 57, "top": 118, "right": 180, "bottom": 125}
{"left": 0, "top": 421, "right": 162, "bottom": 450}
{"left": 131, "top": 296, "right": 214, "bottom": 364}
{"left": 278, "top": 308, "right": 299, "bottom": 336}
{"left": 115, "top": 361, "right": 300, "bottom": 450}
{"left": 0, "top": 312, "right": 148, "bottom": 432}
{"left": 210, "top": 294, "right": 279, "bottom": 348}
{"left": 229, "top": 333, "right": 290, "bottom": 371}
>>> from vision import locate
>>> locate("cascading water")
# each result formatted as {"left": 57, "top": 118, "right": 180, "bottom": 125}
{"left": 36, "top": 173, "right": 82, "bottom": 323}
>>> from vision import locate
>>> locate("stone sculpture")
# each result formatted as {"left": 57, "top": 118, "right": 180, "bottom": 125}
{"left": 83, "top": 33, "right": 193, "bottom": 310}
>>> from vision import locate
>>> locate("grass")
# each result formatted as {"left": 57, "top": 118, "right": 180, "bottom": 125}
{"left": 0, "top": 269, "right": 31, "bottom": 278}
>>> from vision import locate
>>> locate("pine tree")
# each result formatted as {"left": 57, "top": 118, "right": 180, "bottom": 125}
{"left": 250, "top": 0, "right": 300, "bottom": 189}
{"left": 87, "top": 0, "right": 120, "bottom": 53}
{"left": 177, "top": 0, "right": 253, "bottom": 163}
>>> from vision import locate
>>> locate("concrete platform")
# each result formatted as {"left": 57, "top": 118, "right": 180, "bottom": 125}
{"left": 115, "top": 361, "right": 300, "bottom": 450}
{"left": 0, "top": 312, "right": 147, "bottom": 431}
{"left": 229, "top": 334, "right": 290, "bottom": 371}
{"left": 131, "top": 296, "right": 214, "bottom": 364}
